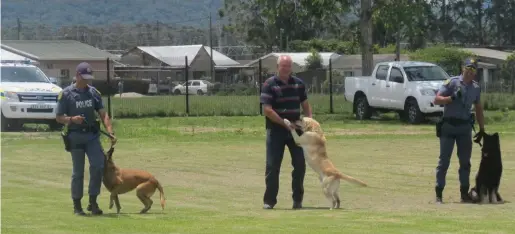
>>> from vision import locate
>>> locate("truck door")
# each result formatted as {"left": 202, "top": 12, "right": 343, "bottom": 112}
{"left": 368, "top": 65, "right": 390, "bottom": 107}
{"left": 386, "top": 66, "right": 406, "bottom": 109}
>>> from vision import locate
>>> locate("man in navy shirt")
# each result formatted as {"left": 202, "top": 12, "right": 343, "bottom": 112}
{"left": 260, "top": 55, "right": 312, "bottom": 209}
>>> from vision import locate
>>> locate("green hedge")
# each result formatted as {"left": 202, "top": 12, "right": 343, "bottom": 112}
{"left": 104, "top": 93, "right": 515, "bottom": 118}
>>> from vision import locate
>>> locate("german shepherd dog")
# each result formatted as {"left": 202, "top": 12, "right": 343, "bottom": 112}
{"left": 103, "top": 146, "right": 166, "bottom": 213}
{"left": 468, "top": 132, "right": 504, "bottom": 204}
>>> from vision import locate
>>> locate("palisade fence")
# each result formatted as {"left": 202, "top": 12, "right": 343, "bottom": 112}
{"left": 92, "top": 57, "right": 515, "bottom": 119}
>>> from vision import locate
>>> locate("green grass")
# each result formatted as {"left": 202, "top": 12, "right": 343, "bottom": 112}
{"left": 2, "top": 116, "right": 515, "bottom": 233}
{"left": 104, "top": 93, "right": 515, "bottom": 118}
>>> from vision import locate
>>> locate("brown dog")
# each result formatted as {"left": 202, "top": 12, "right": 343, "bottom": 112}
{"left": 283, "top": 117, "right": 367, "bottom": 209}
{"left": 103, "top": 146, "right": 166, "bottom": 214}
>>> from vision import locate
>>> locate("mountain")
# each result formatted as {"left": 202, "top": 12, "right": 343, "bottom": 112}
{"left": 1, "top": 0, "right": 223, "bottom": 28}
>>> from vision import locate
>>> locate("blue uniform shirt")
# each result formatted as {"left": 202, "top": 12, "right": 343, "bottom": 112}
{"left": 438, "top": 75, "right": 481, "bottom": 120}
{"left": 56, "top": 84, "right": 104, "bottom": 130}
{"left": 260, "top": 76, "right": 307, "bottom": 130}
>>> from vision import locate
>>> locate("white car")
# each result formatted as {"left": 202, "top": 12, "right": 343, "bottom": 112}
{"left": 172, "top": 79, "right": 213, "bottom": 95}
{"left": 1, "top": 62, "right": 63, "bottom": 131}
{"left": 344, "top": 61, "right": 450, "bottom": 124}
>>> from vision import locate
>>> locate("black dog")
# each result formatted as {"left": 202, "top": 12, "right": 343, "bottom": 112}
{"left": 468, "top": 131, "right": 503, "bottom": 204}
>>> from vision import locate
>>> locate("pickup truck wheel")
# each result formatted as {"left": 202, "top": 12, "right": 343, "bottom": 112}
{"left": 405, "top": 99, "right": 424, "bottom": 124}
{"left": 197, "top": 90, "right": 204, "bottom": 95}
{"left": 355, "top": 96, "right": 373, "bottom": 120}
{"left": 48, "top": 121, "right": 64, "bottom": 131}
{"left": 174, "top": 89, "right": 181, "bottom": 95}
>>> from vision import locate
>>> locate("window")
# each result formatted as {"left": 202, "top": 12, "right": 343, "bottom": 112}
{"left": 389, "top": 68, "right": 404, "bottom": 83}
{"left": 192, "top": 81, "right": 200, "bottom": 86}
{"left": 60, "top": 69, "right": 70, "bottom": 79}
{"left": 375, "top": 65, "right": 389, "bottom": 80}
{"left": 343, "top": 71, "right": 354, "bottom": 77}
{"left": 404, "top": 66, "right": 450, "bottom": 81}
{"left": 1, "top": 66, "right": 50, "bottom": 83}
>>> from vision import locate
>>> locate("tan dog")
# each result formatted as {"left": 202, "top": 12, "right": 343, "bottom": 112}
{"left": 283, "top": 117, "right": 367, "bottom": 209}
{"left": 103, "top": 147, "right": 166, "bottom": 214}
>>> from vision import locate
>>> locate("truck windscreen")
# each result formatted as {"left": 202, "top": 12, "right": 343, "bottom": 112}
{"left": 1, "top": 66, "right": 50, "bottom": 83}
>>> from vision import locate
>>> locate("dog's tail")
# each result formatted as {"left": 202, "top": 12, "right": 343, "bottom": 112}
{"left": 155, "top": 179, "right": 166, "bottom": 210}
{"left": 335, "top": 172, "right": 367, "bottom": 187}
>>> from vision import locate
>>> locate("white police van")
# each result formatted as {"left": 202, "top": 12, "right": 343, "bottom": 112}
{"left": 1, "top": 61, "right": 63, "bottom": 131}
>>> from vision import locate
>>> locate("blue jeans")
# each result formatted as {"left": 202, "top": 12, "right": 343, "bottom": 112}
{"left": 68, "top": 131, "right": 105, "bottom": 200}
{"left": 435, "top": 122, "right": 473, "bottom": 189}
{"left": 263, "top": 128, "right": 306, "bottom": 206}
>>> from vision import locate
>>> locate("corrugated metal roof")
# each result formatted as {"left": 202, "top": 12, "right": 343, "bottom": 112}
{"left": 247, "top": 52, "right": 341, "bottom": 67}
{"left": 204, "top": 46, "right": 240, "bottom": 66}
{"left": 135, "top": 45, "right": 239, "bottom": 67}
{"left": 461, "top": 48, "right": 512, "bottom": 60}
{"left": 0, "top": 40, "right": 118, "bottom": 61}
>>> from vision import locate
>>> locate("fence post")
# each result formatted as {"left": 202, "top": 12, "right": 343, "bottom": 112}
{"left": 511, "top": 61, "right": 515, "bottom": 95}
{"left": 185, "top": 56, "right": 190, "bottom": 115}
{"left": 106, "top": 58, "right": 112, "bottom": 118}
{"left": 329, "top": 59, "right": 334, "bottom": 114}
{"left": 259, "top": 58, "right": 263, "bottom": 115}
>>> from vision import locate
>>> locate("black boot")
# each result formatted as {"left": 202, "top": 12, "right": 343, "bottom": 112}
{"left": 87, "top": 195, "right": 103, "bottom": 215}
{"left": 435, "top": 186, "right": 443, "bottom": 204}
{"left": 460, "top": 186, "right": 473, "bottom": 203}
{"left": 73, "top": 199, "right": 86, "bottom": 216}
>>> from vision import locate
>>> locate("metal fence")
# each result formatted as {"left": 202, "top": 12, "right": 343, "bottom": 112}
{"left": 89, "top": 57, "right": 515, "bottom": 119}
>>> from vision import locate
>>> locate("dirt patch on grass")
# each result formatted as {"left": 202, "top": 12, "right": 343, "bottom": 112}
{"left": 114, "top": 92, "right": 146, "bottom": 98}
{"left": 326, "top": 129, "right": 432, "bottom": 136}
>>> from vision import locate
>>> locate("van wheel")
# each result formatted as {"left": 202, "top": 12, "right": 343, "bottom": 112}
{"left": 405, "top": 99, "right": 424, "bottom": 124}
{"left": 355, "top": 96, "right": 373, "bottom": 120}
{"left": 1, "top": 113, "right": 8, "bottom": 132}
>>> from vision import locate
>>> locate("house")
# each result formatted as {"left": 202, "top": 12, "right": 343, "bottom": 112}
{"left": 119, "top": 45, "right": 245, "bottom": 83}
{"left": 331, "top": 53, "right": 410, "bottom": 77}
{"left": 0, "top": 40, "right": 118, "bottom": 85}
{"left": 459, "top": 48, "right": 513, "bottom": 84}
{"left": 245, "top": 52, "right": 341, "bottom": 74}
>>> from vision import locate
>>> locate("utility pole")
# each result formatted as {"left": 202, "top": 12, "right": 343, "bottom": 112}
{"left": 209, "top": 12, "right": 214, "bottom": 80}
{"left": 17, "top": 18, "right": 21, "bottom": 40}
{"left": 156, "top": 20, "right": 160, "bottom": 46}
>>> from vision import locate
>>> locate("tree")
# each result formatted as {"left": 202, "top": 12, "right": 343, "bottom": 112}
{"left": 360, "top": 0, "right": 374, "bottom": 76}
{"left": 305, "top": 50, "right": 323, "bottom": 70}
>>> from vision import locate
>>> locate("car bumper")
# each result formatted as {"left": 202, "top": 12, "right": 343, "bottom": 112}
{"left": 1, "top": 101, "right": 58, "bottom": 119}
{"left": 418, "top": 96, "right": 444, "bottom": 114}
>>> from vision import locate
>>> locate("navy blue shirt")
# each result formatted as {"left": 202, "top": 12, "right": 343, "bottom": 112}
{"left": 260, "top": 76, "right": 307, "bottom": 129}
{"left": 56, "top": 84, "right": 104, "bottom": 130}
{"left": 439, "top": 75, "right": 481, "bottom": 120}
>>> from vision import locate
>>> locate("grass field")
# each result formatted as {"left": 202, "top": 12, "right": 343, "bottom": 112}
{"left": 105, "top": 93, "right": 515, "bottom": 118}
{"left": 2, "top": 116, "right": 515, "bottom": 233}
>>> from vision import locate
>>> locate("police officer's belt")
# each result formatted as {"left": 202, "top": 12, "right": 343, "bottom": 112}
{"left": 441, "top": 117, "right": 470, "bottom": 126}
{"left": 68, "top": 126, "right": 99, "bottom": 133}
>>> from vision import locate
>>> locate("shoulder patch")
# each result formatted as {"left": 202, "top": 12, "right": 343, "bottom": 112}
{"left": 443, "top": 79, "right": 452, "bottom": 85}
{"left": 57, "top": 91, "right": 63, "bottom": 100}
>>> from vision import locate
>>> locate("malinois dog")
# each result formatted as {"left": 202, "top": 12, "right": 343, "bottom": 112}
{"left": 103, "top": 146, "right": 166, "bottom": 213}
{"left": 283, "top": 117, "right": 367, "bottom": 210}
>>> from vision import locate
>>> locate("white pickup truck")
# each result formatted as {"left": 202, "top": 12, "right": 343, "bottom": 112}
{"left": 1, "top": 62, "right": 63, "bottom": 131}
{"left": 344, "top": 61, "right": 450, "bottom": 124}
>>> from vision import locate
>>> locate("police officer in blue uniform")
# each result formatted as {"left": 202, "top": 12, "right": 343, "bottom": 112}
{"left": 56, "top": 62, "right": 117, "bottom": 215}
{"left": 260, "top": 55, "right": 312, "bottom": 210}
{"left": 433, "top": 58, "right": 485, "bottom": 204}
